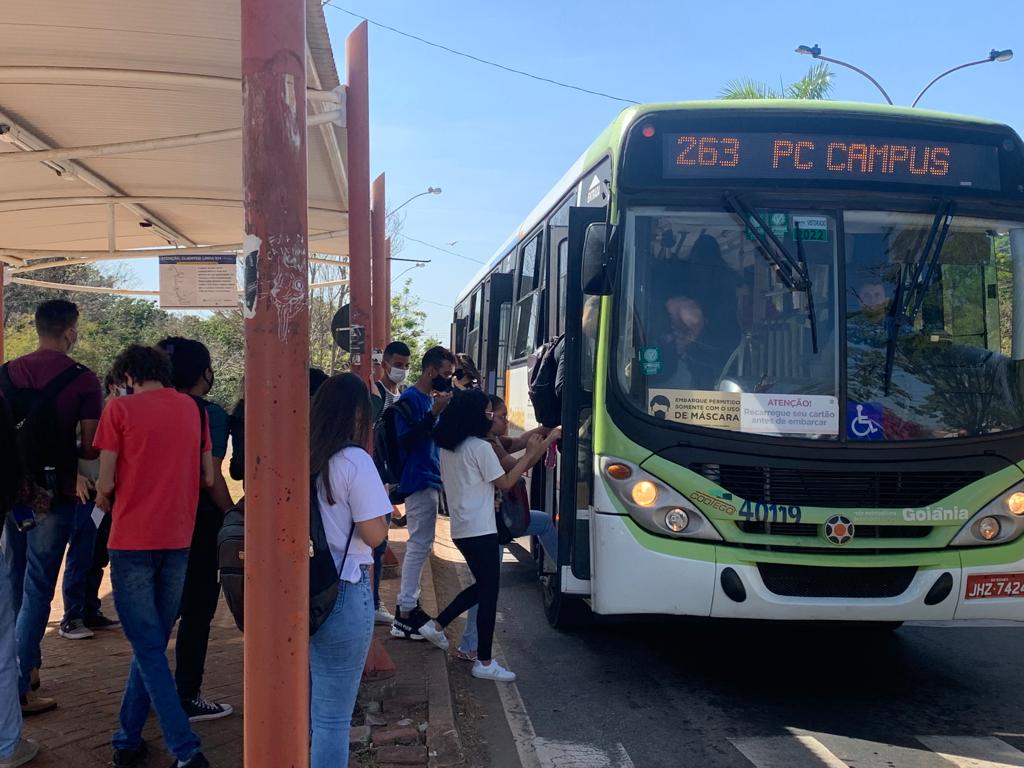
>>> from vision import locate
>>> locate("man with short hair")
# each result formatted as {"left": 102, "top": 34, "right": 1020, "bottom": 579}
{"left": 0, "top": 299, "right": 103, "bottom": 715}
{"left": 371, "top": 341, "right": 411, "bottom": 421}
{"left": 94, "top": 344, "right": 214, "bottom": 768}
{"left": 391, "top": 346, "right": 455, "bottom": 640}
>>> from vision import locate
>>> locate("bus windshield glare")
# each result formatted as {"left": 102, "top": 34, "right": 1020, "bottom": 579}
{"left": 615, "top": 207, "right": 1024, "bottom": 441}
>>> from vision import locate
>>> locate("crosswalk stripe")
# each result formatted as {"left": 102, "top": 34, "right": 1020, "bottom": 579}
{"left": 917, "top": 736, "right": 1024, "bottom": 768}
{"left": 730, "top": 735, "right": 849, "bottom": 768}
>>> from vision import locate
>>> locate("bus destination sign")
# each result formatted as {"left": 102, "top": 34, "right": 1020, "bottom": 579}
{"left": 661, "top": 132, "right": 1001, "bottom": 190}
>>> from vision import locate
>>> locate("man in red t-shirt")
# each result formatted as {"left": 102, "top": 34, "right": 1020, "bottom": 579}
{"left": 93, "top": 345, "right": 213, "bottom": 768}
{"left": 0, "top": 299, "right": 103, "bottom": 716}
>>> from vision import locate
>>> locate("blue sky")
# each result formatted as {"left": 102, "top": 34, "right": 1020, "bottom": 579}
{"left": 320, "top": 0, "right": 1022, "bottom": 341}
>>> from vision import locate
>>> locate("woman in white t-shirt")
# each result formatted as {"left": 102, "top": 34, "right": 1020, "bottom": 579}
{"left": 308, "top": 373, "right": 391, "bottom": 767}
{"left": 416, "top": 390, "right": 550, "bottom": 682}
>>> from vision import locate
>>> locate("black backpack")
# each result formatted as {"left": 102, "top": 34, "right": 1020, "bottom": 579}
{"left": 218, "top": 444, "right": 361, "bottom": 636}
{"left": 0, "top": 361, "right": 88, "bottom": 504}
{"left": 527, "top": 335, "right": 564, "bottom": 428}
{"left": 372, "top": 399, "right": 413, "bottom": 503}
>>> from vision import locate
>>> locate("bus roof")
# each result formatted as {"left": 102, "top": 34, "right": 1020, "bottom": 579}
{"left": 454, "top": 100, "right": 1016, "bottom": 305}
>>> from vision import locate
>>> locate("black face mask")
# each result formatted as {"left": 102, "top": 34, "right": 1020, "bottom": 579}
{"left": 431, "top": 374, "right": 452, "bottom": 393}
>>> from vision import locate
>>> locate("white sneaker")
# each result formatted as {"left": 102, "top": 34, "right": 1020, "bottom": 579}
{"left": 417, "top": 620, "right": 450, "bottom": 651}
{"left": 374, "top": 606, "right": 395, "bottom": 625}
{"left": 471, "top": 660, "right": 516, "bottom": 682}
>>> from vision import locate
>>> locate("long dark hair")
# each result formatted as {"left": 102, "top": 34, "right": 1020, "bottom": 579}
{"left": 310, "top": 373, "right": 372, "bottom": 504}
{"left": 433, "top": 389, "right": 491, "bottom": 451}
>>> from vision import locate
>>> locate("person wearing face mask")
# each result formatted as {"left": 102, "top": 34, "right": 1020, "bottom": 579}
{"left": 371, "top": 341, "right": 411, "bottom": 422}
{"left": 157, "top": 337, "right": 235, "bottom": 724}
{"left": 0, "top": 299, "right": 103, "bottom": 716}
{"left": 390, "top": 346, "right": 456, "bottom": 640}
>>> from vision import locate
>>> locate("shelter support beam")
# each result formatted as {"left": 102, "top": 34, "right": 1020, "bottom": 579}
{"left": 346, "top": 22, "right": 372, "bottom": 384}
{"left": 241, "top": 0, "right": 310, "bottom": 764}
{"left": 371, "top": 173, "right": 387, "bottom": 355}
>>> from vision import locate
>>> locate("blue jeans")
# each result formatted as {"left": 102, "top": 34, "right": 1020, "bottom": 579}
{"left": 309, "top": 567, "right": 374, "bottom": 768}
{"left": 61, "top": 501, "right": 99, "bottom": 622}
{"left": 109, "top": 549, "right": 201, "bottom": 762}
{"left": 15, "top": 502, "right": 76, "bottom": 695}
{"left": 371, "top": 514, "right": 391, "bottom": 610}
{"left": 0, "top": 536, "right": 22, "bottom": 759}
{"left": 1, "top": 510, "right": 27, "bottom": 620}
{"left": 458, "top": 510, "right": 556, "bottom": 654}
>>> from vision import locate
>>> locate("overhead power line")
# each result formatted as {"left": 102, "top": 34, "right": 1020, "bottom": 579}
{"left": 323, "top": 2, "right": 640, "bottom": 106}
{"left": 403, "top": 236, "right": 486, "bottom": 265}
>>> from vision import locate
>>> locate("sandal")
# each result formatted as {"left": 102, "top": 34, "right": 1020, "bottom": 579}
{"left": 454, "top": 649, "right": 478, "bottom": 662}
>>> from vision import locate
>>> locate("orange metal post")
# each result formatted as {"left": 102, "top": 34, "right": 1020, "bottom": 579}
{"left": 385, "top": 237, "right": 392, "bottom": 335}
{"left": 346, "top": 22, "right": 373, "bottom": 385}
{"left": 241, "top": 0, "right": 310, "bottom": 764}
{"left": 371, "top": 173, "right": 387, "bottom": 353}
{"left": 0, "top": 274, "right": 5, "bottom": 361}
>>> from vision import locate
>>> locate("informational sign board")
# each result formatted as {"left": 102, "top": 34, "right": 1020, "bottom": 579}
{"left": 647, "top": 389, "right": 741, "bottom": 430}
{"left": 159, "top": 254, "right": 238, "bottom": 310}
{"left": 740, "top": 393, "right": 839, "bottom": 435}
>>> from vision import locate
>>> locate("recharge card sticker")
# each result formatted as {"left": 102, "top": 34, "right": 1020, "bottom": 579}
{"left": 740, "top": 393, "right": 839, "bottom": 435}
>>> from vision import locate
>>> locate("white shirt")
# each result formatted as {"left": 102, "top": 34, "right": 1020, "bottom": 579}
{"left": 440, "top": 436, "right": 505, "bottom": 539}
{"left": 317, "top": 446, "right": 392, "bottom": 583}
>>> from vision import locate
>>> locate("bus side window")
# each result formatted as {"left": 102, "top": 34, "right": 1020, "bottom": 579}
{"left": 512, "top": 233, "right": 544, "bottom": 360}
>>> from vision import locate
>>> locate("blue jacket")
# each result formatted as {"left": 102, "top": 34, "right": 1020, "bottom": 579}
{"left": 395, "top": 387, "right": 441, "bottom": 495}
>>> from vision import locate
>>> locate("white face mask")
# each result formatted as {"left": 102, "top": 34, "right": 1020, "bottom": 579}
{"left": 387, "top": 366, "right": 408, "bottom": 385}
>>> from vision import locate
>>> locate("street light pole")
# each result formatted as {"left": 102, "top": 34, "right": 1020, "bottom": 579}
{"left": 795, "top": 44, "right": 893, "bottom": 105}
{"left": 911, "top": 49, "right": 1014, "bottom": 108}
{"left": 387, "top": 186, "right": 441, "bottom": 218}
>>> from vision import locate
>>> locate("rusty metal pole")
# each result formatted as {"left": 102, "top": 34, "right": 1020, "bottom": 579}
{"left": 346, "top": 22, "right": 372, "bottom": 385}
{"left": 371, "top": 173, "right": 387, "bottom": 354}
{"left": 385, "top": 237, "right": 392, "bottom": 336}
{"left": 241, "top": 0, "right": 309, "bottom": 765}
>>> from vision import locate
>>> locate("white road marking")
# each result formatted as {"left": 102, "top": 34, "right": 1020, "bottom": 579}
{"left": 446, "top": 553, "right": 634, "bottom": 768}
{"left": 730, "top": 734, "right": 849, "bottom": 768}
{"left": 917, "top": 736, "right": 1024, "bottom": 768}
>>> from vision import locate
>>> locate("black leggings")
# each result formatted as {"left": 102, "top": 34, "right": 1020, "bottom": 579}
{"left": 436, "top": 533, "right": 500, "bottom": 661}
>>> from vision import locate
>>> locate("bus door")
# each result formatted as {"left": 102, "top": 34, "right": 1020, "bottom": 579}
{"left": 543, "top": 204, "right": 605, "bottom": 626}
{"left": 479, "top": 273, "right": 512, "bottom": 395}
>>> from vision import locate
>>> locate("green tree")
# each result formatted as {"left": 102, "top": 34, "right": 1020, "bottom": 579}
{"left": 391, "top": 279, "right": 443, "bottom": 380}
{"left": 719, "top": 62, "right": 835, "bottom": 100}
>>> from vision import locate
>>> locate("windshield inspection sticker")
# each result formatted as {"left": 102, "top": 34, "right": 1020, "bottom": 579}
{"left": 792, "top": 215, "right": 829, "bottom": 241}
{"left": 847, "top": 402, "right": 885, "bottom": 440}
{"left": 639, "top": 347, "right": 663, "bottom": 376}
{"left": 740, "top": 394, "right": 839, "bottom": 435}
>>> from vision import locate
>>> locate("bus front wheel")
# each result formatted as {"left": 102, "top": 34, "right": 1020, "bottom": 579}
{"left": 540, "top": 563, "right": 591, "bottom": 630}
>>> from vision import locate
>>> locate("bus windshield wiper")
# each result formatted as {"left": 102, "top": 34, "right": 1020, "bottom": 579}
{"left": 882, "top": 199, "right": 956, "bottom": 395}
{"left": 722, "top": 194, "right": 818, "bottom": 353}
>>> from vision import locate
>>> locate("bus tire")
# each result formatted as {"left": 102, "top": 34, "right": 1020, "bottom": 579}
{"left": 541, "top": 565, "right": 591, "bottom": 630}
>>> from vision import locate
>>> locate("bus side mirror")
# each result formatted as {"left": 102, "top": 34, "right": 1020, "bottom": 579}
{"left": 582, "top": 223, "right": 616, "bottom": 296}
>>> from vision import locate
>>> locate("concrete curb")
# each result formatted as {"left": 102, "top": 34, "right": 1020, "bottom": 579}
{"left": 420, "top": 553, "right": 464, "bottom": 768}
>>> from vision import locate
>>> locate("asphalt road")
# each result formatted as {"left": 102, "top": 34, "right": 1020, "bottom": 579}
{"left": 433, "top": 537, "right": 1024, "bottom": 768}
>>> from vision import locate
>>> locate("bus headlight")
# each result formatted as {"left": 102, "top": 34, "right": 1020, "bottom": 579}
{"left": 600, "top": 457, "right": 722, "bottom": 542}
{"left": 950, "top": 481, "right": 1024, "bottom": 547}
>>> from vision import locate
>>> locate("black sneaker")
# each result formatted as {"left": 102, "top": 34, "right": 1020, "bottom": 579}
{"left": 390, "top": 605, "right": 429, "bottom": 641}
{"left": 181, "top": 695, "right": 234, "bottom": 722}
{"left": 112, "top": 740, "right": 147, "bottom": 768}
{"left": 84, "top": 612, "right": 121, "bottom": 630}
{"left": 168, "top": 753, "right": 209, "bottom": 768}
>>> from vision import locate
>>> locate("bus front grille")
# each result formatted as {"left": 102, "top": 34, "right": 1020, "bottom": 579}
{"left": 691, "top": 464, "right": 983, "bottom": 508}
{"left": 737, "top": 522, "right": 932, "bottom": 538}
{"left": 757, "top": 564, "right": 918, "bottom": 598}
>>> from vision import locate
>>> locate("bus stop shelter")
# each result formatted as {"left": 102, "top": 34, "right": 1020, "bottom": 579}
{"left": 0, "top": 1, "right": 388, "bottom": 764}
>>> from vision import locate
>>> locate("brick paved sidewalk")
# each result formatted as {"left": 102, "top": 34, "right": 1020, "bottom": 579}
{"left": 19, "top": 526, "right": 460, "bottom": 768}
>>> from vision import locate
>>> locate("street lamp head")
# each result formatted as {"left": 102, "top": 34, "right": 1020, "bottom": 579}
{"left": 990, "top": 48, "right": 1014, "bottom": 63}
{"left": 428, "top": 186, "right": 442, "bottom": 195}
{"left": 795, "top": 44, "right": 821, "bottom": 58}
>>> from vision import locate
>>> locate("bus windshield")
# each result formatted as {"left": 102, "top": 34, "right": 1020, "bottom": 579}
{"left": 615, "top": 207, "right": 1024, "bottom": 441}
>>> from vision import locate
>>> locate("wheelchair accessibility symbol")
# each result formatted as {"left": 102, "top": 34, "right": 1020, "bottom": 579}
{"left": 847, "top": 402, "right": 884, "bottom": 440}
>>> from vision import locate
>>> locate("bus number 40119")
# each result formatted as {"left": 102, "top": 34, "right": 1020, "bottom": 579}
{"left": 738, "top": 501, "right": 802, "bottom": 524}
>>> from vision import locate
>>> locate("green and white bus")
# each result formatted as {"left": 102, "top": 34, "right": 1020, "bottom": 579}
{"left": 452, "top": 101, "right": 1024, "bottom": 628}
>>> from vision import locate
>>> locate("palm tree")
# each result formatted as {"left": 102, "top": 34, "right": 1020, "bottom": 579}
{"left": 719, "top": 62, "right": 835, "bottom": 100}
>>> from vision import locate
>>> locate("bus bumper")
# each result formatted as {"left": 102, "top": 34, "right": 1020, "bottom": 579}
{"left": 591, "top": 512, "right": 1024, "bottom": 622}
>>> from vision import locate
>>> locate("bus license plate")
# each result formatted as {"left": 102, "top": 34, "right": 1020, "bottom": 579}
{"left": 965, "top": 573, "right": 1024, "bottom": 600}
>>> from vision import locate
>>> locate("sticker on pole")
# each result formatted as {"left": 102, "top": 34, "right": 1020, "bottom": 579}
{"left": 740, "top": 393, "right": 839, "bottom": 435}
{"left": 159, "top": 254, "right": 238, "bottom": 310}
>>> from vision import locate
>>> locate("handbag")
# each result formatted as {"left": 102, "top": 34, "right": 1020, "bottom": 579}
{"left": 497, "top": 478, "right": 531, "bottom": 545}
